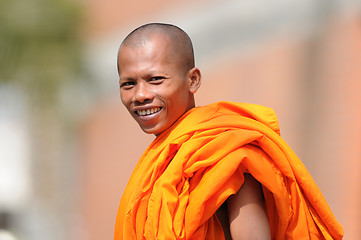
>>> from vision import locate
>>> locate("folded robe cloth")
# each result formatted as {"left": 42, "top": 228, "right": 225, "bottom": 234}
{"left": 114, "top": 101, "right": 344, "bottom": 240}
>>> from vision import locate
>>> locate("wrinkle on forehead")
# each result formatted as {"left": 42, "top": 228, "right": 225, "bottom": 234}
{"left": 118, "top": 40, "right": 174, "bottom": 81}
{"left": 118, "top": 34, "right": 180, "bottom": 77}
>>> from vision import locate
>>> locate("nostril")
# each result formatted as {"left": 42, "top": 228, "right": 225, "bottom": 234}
{"left": 134, "top": 94, "right": 154, "bottom": 103}
{"left": 134, "top": 98, "right": 153, "bottom": 106}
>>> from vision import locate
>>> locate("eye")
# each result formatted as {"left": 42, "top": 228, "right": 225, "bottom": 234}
{"left": 149, "top": 76, "right": 164, "bottom": 84}
{"left": 120, "top": 81, "right": 136, "bottom": 89}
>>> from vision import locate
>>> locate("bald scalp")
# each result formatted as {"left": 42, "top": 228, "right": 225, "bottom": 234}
{"left": 119, "top": 23, "right": 195, "bottom": 74}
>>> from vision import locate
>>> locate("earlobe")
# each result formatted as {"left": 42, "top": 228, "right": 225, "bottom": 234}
{"left": 188, "top": 67, "right": 201, "bottom": 93}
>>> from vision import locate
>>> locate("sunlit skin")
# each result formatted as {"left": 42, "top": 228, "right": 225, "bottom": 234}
{"left": 117, "top": 33, "right": 201, "bottom": 136}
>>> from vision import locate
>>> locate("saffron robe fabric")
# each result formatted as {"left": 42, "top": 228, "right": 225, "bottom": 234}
{"left": 114, "top": 101, "right": 343, "bottom": 240}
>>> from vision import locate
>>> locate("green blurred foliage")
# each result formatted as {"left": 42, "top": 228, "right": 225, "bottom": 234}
{"left": 0, "top": 0, "right": 82, "bottom": 103}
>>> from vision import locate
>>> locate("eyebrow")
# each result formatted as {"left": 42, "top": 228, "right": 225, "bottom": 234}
{"left": 119, "top": 76, "right": 136, "bottom": 82}
{"left": 119, "top": 69, "right": 169, "bottom": 82}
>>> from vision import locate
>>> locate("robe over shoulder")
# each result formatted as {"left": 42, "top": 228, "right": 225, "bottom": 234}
{"left": 114, "top": 101, "right": 343, "bottom": 240}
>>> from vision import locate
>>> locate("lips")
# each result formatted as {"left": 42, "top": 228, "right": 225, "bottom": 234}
{"left": 135, "top": 107, "right": 161, "bottom": 116}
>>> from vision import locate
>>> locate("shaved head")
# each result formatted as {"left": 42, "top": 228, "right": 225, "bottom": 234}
{"left": 118, "top": 23, "right": 195, "bottom": 74}
{"left": 117, "top": 23, "right": 202, "bottom": 135}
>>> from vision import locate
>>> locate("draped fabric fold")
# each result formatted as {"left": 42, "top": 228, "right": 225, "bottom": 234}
{"left": 114, "top": 101, "right": 343, "bottom": 240}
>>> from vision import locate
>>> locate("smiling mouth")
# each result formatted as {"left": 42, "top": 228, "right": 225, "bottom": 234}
{"left": 136, "top": 107, "right": 162, "bottom": 116}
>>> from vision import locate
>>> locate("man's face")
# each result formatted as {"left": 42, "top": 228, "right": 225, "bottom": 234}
{"left": 118, "top": 34, "right": 196, "bottom": 135}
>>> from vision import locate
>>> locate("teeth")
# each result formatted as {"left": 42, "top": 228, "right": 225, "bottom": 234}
{"left": 137, "top": 107, "right": 160, "bottom": 116}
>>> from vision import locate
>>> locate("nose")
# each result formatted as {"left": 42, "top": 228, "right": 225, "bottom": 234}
{"left": 133, "top": 82, "right": 153, "bottom": 104}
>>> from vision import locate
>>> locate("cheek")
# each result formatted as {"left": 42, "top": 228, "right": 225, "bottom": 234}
{"left": 167, "top": 93, "right": 189, "bottom": 116}
{"left": 120, "top": 91, "right": 130, "bottom": 107}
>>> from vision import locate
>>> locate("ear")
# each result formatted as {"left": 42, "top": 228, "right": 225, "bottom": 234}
{"left": 187, "top": 67, "right": 201, "bottom": 93}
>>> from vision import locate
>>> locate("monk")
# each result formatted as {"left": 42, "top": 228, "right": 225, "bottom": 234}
{"left": 115, "top": 23, "right": 343, "bottom": 240}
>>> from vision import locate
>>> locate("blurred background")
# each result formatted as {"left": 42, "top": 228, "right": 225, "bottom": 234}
{"left": 1, "top": 0, "right": 360, "bottom": 239}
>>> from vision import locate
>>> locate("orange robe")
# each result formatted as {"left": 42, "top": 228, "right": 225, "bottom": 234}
{"left": 114, "top": 102, "right": 343, "bottom": 240}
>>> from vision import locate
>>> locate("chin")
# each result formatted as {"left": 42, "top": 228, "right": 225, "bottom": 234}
{"left": 140, "top": 123, "right": 170, "bottom": 136}
{"left": 139, "top": 125, "right": 161, "bottom": 136}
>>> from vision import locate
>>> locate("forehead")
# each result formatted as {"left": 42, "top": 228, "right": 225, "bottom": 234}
{"left": 118, "top": 35, "right": 178, "bottom": 73}
{"left": 120, "top": 33, "right": 172, "bottom": 55}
